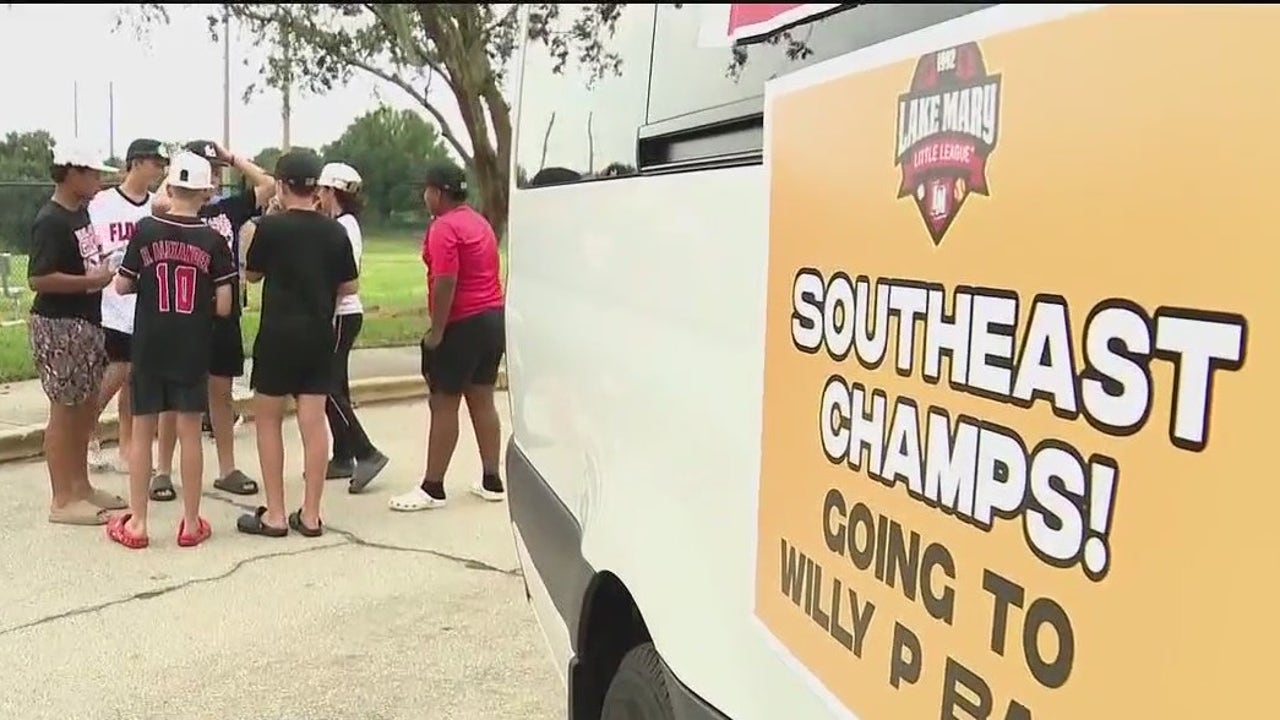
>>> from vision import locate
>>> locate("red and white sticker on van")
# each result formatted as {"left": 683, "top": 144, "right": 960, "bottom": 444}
{"left": 698, "top": 3, "right": 845, "bottom": 47}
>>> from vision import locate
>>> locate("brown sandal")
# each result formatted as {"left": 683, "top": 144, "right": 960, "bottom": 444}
{"left": 49, "top": 500, "right": 111, "bottom": 526}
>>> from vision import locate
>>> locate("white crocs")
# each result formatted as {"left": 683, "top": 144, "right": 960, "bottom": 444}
{"left": 388, "top": 487, "right": 447, "bottom": 512}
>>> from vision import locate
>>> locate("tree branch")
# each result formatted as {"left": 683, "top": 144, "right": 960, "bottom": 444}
{"left": 344, "top": 56, "right": 473, "bottom": 166}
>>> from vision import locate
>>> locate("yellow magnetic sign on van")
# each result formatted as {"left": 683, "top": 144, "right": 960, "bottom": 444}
{"left": 755, "top": 5, "right": 1275, "bottom": 718}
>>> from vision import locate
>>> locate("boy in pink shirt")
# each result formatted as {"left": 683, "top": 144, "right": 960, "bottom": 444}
{"left": 390, "top": 161, "right": 506, "bottom": 512}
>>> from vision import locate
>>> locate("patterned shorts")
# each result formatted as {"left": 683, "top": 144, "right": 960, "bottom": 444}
{"left": 29, "top": 315, "right": 107, "bottom": 406}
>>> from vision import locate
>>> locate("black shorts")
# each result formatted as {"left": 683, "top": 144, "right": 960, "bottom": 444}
{"left": 251, "top": 333, "right": 333, "bottom": 397}
{"left": 131, "top": 372, "right": 208, "bottom": 416}
{"left": 103, "top": 328, "right": 132, "bottom": 364}
{"left": 421, "top": 308, "right": 505, "bottom": 395}
{"left": 210, "top": 315, "right": 245, "bottom": 378}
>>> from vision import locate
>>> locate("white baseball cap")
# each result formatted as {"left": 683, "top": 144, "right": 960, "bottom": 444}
{"left": 318, "top": 162, "right": 362, "bottom": 193}
{"left": 167, "top": 151, "right": 216, "bottom": 190}
{"left": 51, "top": 143, "right": 118, "bottom": 173}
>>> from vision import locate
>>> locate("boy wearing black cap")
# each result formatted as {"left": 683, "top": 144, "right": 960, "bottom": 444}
{"left": 389, "top": 160, "right": 506, "bottom": 512}
{"left": 86, "top": 138, "right": 168, "bottom": 477}
{"left": 237, "top": 150, "right": 358, "bottom": 538}
{"left": 149, "top": 140, "right": 274, "bottom": 502}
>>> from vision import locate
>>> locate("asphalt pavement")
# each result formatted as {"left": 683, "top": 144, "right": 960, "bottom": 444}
{"left": 0, "top": 397, "right": 563, "bottom": 720}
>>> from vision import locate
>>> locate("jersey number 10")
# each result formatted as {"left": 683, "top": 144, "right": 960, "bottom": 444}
{"left": 155, "top": 262, "right": 198, "bottom": 314}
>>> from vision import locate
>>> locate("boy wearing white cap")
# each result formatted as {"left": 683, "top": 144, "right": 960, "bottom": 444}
{"left": 28, "top": 143, "right": 122, "bottom": 526}
{"left": 107, "top": 152, "right": 236, "bottom": 549}
{"left": 316, "top": 162, "right": 389, "bottom": 492}
{"left": 86, "top": 138, "right": 168, "bottom": 477}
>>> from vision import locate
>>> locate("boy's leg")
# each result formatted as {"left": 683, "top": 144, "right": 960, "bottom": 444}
{"left": 297, "top": 358, "right": 334, "bottom": 529}
{"left": 33, "top": 317, "right": 112, "bottom": 524}
{"left": 324, "top": 318, "right": 354, "bottom": 474}
{"left": 94, "top": 328, "right": 132, "bottom": 472}
{"left": 116, "top": 372, "right": 133, "bottom": 471}
{"left": 463, "top": 309, "right": 506, "bottom": 499}
{"left": 125, "top": 413, "right": 159, "bottom": 539}
{"left": 242, "top": 353, "right": 289, "bottom": 533}
{"left": 124, "top": 372, "right": 165, "bottom": 538}
{"left": 251, "top": 392, "right": 288, "bottom": 530}
{"left": 209, "top": 316, "right": 257, "bottom": 495}
{"left": 171, "top": 377, "right": 209, "bottom": 533}
{"left": 153, "top": 412, "right": 178, "bottom": 499}
{"left": 390, "top": 323, "right": 471, "bottom": 511}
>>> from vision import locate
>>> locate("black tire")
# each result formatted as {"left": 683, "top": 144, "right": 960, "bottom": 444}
{"left": 600, "top": 643, "right": 677, "bottom": 720}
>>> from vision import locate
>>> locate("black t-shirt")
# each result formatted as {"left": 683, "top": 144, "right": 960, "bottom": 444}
{"left": 120, "top": 214, "right": 237, "bottom": 382}
{"left": 26, "top": 200, "right": 104, "bottom": 322}
{"left": 245, "top": 209, "right": 358, "bottom": 352}
{"left": 198, "top": 192, "right": 259, "bottom": 318}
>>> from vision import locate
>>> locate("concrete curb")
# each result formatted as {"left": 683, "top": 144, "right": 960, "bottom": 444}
{"left": 0, "top": 370, "right": 506, "bottom": 464}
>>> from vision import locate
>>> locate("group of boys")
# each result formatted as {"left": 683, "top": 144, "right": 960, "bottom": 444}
{"left": 32, "top": 136, "right": 507, "bottom": 547}
{"left": 29, "top": 137, "right": 289, "bottom": 542}
{"left": 87, "top": 139, "right": 265, "bottom": 507}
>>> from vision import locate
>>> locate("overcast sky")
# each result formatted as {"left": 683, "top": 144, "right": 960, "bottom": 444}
{"left": 0, "top": 3, "right": 470, "bottom": 160}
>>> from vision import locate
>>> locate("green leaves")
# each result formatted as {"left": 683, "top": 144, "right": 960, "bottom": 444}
{"left": 321, "top": 105, "right": 452, "bottom": 225}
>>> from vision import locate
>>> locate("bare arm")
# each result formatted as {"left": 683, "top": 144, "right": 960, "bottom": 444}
{"left": 214, "top": 284, "right": 232, "bottom": 316}
{"left": 428, "top": 276, "right": 457, "bottom": 335}
{"left": 219, "top": 145, "right": 275, "bottom": 209}
{"left": 113, "top": 274, "right": 137, "bottom": 296}
{"left": 337, "top": 279, "right": 359, "bottom": 297}
{"left": 30, "top": 271, "right": 111, "bottom": 294}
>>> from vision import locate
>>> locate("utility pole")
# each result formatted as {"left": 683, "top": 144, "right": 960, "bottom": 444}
{"left": 108, "top": 81, "right": 115, "bottom": 160}
{"left": 222, "top": 8, "right": 232, "bottom": 186}
{"left": 280, "top": 22, "right": 293, "bottom": 151}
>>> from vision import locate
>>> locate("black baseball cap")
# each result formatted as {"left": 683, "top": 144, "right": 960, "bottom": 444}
{"left": 424, "top": 160, "right": 468, "bottom": 197}
{"left": 274, "top": 150, "right": 324, "bottom": 188}
{"left": 184, "top": 140, "right": 224, "bottom": 166}
{"left": 125, "top": 138, "right": 168, "bottom": 162}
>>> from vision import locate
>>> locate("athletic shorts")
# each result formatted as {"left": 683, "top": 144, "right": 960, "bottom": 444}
{"left": 131, "top": 372, "right": 208, "bottom": 416}
{"left": 420, "top": 308, "right": 505, "bottom": 395}
{"left": 210, "top": 315, "right": 245, "bottom": 378}
{"left": 29, "top": 315, "right": 107, "bottom": 406}
{"left": 251, "top": 333, "right": 333, "bottom": 397}
{"left": 103, "top": 328, "right": 132, "bottom": 364}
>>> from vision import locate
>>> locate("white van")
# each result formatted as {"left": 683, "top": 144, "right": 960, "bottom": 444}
{"left": 505, "top": 3, "right": 1268, "bottom": 719}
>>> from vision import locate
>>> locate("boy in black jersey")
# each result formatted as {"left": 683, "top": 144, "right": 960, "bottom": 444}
{"left": 237, "top": 150, "right": 358, "bottom": 539}
{"left": 108, "top": 152, "right": 236, "bottom": 549}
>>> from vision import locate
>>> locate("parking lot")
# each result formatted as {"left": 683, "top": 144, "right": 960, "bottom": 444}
{"left": 0, "top": 399, "right": 563, "bottom": 720}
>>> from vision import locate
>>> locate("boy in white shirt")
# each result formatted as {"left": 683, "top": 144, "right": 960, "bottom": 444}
{"left": 86, "top": 138, "right": 168, "bottom": 477}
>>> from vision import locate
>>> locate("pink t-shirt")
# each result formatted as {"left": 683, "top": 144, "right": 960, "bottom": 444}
{"left": 422, "top": 205, "right": 504, "bottom": 323}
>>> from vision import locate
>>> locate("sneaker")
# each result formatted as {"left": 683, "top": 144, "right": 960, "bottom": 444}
{"left": 349, "top": 451, "right": 390, "bottom": 494}
{"left": 471, "top": 474, "right": 505, "bottom": 502}
{"left": 326, "top": 459, "right": 354, "bottom": 480}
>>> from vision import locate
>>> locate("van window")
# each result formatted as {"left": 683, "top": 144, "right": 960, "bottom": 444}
{"left": 514, "top": 5, "right": 657, "bottom": 189}
{"left": 645, "top": 3, "right": 994, "bottom": 126}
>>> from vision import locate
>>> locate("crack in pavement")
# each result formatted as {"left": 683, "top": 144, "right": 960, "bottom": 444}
{"left": 0, "top": 491, "right": 522, "bottom": 638}
{"left": 199, "top": 492, "right": 522, "bottom": 576}
{"left": 0, "top": 542, "right": 342, "bottom": 637}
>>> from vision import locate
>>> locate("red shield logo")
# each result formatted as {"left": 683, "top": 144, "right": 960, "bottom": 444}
{"left": 895, "top": 42, "right": 1002, "bottom": 246}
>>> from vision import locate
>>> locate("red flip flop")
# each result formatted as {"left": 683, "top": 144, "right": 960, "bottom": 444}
{"left": 107, "top": 513, "right": 150, "bottom": 549}
{"left": 177, "top": 517, "right": 212, "bottom": 547}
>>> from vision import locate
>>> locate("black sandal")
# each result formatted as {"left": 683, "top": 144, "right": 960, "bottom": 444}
{"left": 148, "top": 474, "right": 177, "bottom": 502}
{"left": 236, "top": 507, "right": 288, "bottom": 538}
{"left": 214, "top": 469, "right": 259, "bottom": 496}
{"left": 288, "top": 509, "right": 324, "bottom": 537}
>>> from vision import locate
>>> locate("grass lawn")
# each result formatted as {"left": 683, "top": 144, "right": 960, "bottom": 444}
{"left": 0, "top": 230, "right": 432, "bottom": 384}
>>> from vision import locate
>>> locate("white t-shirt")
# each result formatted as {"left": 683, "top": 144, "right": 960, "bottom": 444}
{"left": 335, "top": 213, "right": 364, "bottom": 316}
{"left": 88, "top": 186, "right": 154, "bottom": 333}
